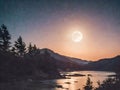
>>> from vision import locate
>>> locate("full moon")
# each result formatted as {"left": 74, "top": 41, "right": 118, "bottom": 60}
{"left": 72, "top": 31, "right": 83, "bottom": 42}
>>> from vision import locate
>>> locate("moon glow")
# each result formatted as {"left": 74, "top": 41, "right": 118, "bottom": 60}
{"left": 72, "top": 31, "right": 83, "bottom": 42}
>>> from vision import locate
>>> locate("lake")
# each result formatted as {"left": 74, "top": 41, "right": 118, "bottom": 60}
{"left": 40, "top": 71, "right": 115, "bottom": 90}
{"left": 0, "top": 71, "right": 116, "bottom": 90}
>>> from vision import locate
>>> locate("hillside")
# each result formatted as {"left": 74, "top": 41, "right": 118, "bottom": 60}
{"left": 85, "top": 55, "right": 120, "bottom": 72}
{"left": 38, "top": 48, "right": 89, "bottom": 70}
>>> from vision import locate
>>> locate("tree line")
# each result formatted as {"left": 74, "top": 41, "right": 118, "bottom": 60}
{"left": 0, "top": 24, "right": 62, "bottom": 82}
{"left": 0, "top": 24, "right": 38, "bottom": 57}
{"left": 83, "top": 75, "right": 120, "bottom": 90}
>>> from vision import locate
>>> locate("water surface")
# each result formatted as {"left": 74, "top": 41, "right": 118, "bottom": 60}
{"left": 0, "top": 71, "right": 115, "bottom": 90}
{"left": 42, "top": 71, "right": 115, "bottom": 90}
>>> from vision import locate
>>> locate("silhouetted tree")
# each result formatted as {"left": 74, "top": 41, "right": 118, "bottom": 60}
{"left": 27, "top": 43, "right": 38, "bottom": 56}
{"left": 0, "top": 24, "right": 11, "bottom": 51}
{"left": 33, "top": 44, "right": 37, "bottom": 51}
{"left": 28, "top": 43, "right": 33, "bottom": 54}
{"left": 11, "top": 47, "right": 16, "bottom": 55}
{"left": 95, "top": 77, "right": 120, "bottom": 90}
{"left": 14, "top": 36, "right": 26, "bottom": 56}
{"left": 83, "top": 77, "right": 94, "bottom": 90}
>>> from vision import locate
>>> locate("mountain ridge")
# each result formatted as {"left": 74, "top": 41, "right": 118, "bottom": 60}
{"left": 85, "top": 55, "right": 120, "bottom": 72}
{"left": 39, "top": 48, "right": 89, "bottom": 65}
{"left": 39, "top": 48, "right": 120, "bottom": 72}
{"left": 39, "top": 48, "right": 120, "bottom": 62}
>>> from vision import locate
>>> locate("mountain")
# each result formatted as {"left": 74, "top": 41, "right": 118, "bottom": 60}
{"left": 30, "top": 48, "right": 120, "bottom": 72}
{"left": 39, "top": 48, "right": 89, "bottom": 65}
{"left": 38, "top": 48, "right": 89, "bottom": 70}
{"left": 85, "top": 55, "right": 120, "bottom": 72}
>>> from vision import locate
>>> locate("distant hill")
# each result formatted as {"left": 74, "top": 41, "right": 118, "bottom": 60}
{"left": 85, "top": 55, "right": 120, "bottom": 72}
{"left": 38, "top": 48, "right": 89, "bottom": 70}
{"left": 26, "top": 48, "right": 120, "bottom": 72}
{"left": 40, "top": 48, "right": 89, "bottom": 64}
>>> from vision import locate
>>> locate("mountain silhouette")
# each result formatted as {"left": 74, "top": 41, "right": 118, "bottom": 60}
{"left": 37, "top": 48, "right": 89, "bottom": 71}
{"left": 34, "top": 48, "right": 120, "bottom": 72}
{"left": 86, "top": 55, "right": 120, "bottom": 72}
{"left": 40, "top": 48, "right": 89, "bottom": 64}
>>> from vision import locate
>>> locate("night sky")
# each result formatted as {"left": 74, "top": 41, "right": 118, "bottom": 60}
{"left": 0, "top": 0, "right": 120, "bottom": 60}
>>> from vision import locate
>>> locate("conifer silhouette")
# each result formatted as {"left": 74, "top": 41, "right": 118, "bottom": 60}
{"left": 14, "top": 36, "right": 26, "bottom": 56}
{"left": 0, "top": 24, "right": 11, "bottom": 51}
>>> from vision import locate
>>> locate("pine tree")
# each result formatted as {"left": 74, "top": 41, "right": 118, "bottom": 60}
{"left": 33, "top": 44, "right": 37, "bottom": 51}
{"left": 83, "top": 77, "right": 93, "bottom": 90}
{"left": 14, "top": 36, "right": 26, "bottom": 56}
{"left": 28, "top": 43, "right": 38, "bottom": 56}
{"left": 28, "top": 43, "right": 33, "bottom": 54}
{"left": 0, "top": 24, "right": 11, "bottom": 51}
{"left": 0, "top": 28, "right": 2, "bottom": 49}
